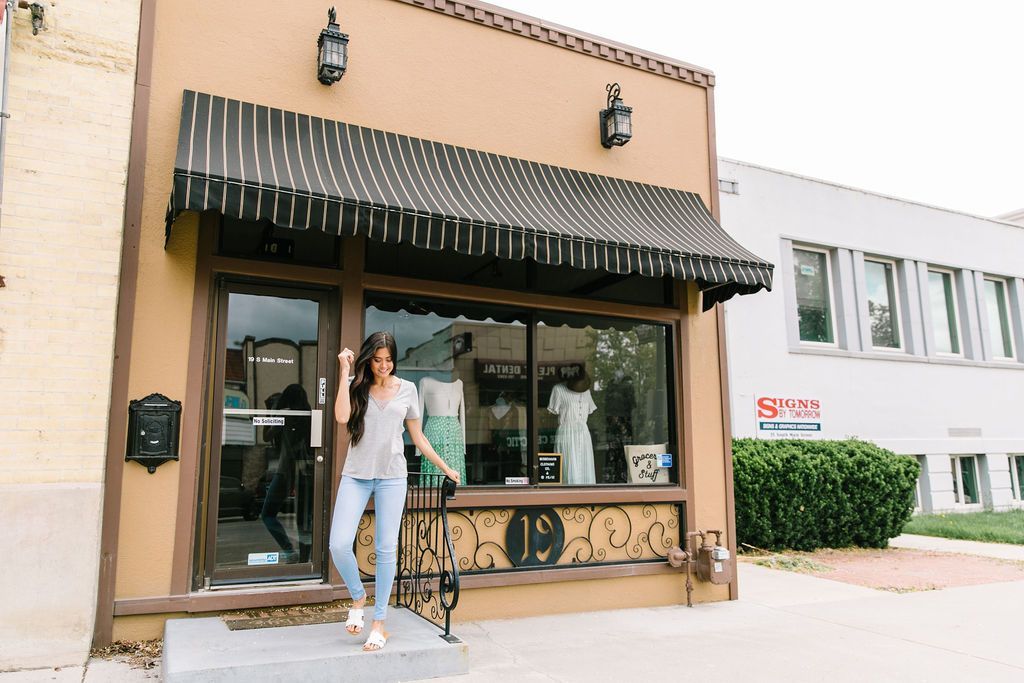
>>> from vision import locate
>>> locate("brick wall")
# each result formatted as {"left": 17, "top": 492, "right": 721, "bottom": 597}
{"left": 0, "top": 1, "right": 139, "bottom": 486}
{"left": 0, "top": 1, "right": 140, "bottom": 669}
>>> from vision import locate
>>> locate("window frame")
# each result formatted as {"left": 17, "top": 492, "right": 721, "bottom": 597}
{"left": 1009, "top": 454, "right": 1024, "bottom": 502}
{"left": 863, "top": 256, "right": 904, "bottom": 351}
{"left": 913, "top": 455, "right": 926, "bottom": 512}
{"left": 950, "top": 455, "right": 983, "bottom": 508}
{"left": 927, "top": 267, "right": 963, "bottom": 357}
{"left": 982, "top": 276, "right": 1016, "bottom": 361}
{"left": 792, "top": 245, "right": 839, "bottom": 347}
{"left": 363, "top": 290, "right": 680, "bottom": 490}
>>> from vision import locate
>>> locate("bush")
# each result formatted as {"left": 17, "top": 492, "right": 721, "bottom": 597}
{"left": 732, "top": 438, "right": 919, "bottom": 550}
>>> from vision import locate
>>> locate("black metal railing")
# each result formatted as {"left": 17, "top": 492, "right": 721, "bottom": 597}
{"left": 395, "top": 472, "right": 461, "bottom": 640}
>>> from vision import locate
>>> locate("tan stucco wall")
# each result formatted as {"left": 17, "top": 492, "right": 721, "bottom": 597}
{"left": 452, "top": 572, "right": 725, "bottom": 623}
{"left": 0, "top": 0, "right": 140, "bottom": 669}
{"left": 113, "top": 0, "right": 730, "bottom": 620}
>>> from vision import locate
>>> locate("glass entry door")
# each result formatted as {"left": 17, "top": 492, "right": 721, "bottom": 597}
{"left": 203, "top": 280, "right": 334, "bottom": 585}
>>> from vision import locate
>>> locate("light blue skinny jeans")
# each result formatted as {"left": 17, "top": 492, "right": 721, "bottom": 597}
{"left": 329, "top": 475, "right": 407, "bottom": 621}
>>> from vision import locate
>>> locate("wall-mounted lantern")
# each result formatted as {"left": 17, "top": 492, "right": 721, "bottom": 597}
{"left": 317, "top": 6, "right": 349, "bottom": 85}
{"left": 599, "top": 83, "right": 633, "bottom": 148}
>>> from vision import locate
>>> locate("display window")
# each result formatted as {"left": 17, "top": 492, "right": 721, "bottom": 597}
{"left": 536, "top": 311, "right": 674, "bottom": 485}
{"left": 365, "top": 293, "right": 677, "bottom": 487}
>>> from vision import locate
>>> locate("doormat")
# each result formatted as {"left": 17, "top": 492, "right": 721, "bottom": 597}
{"left": 221, "top": 602, "right": 374, "bottom": 631}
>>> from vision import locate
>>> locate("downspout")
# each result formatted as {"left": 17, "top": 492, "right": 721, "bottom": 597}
{"left": 0, "top": 0, "right": 14, "bottom": 246}
{"left": 0, "top": 2, "right": 43, "bottom": 244}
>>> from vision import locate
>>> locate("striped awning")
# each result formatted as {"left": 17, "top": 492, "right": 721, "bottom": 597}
{"left": 167, "top": 90, "right": 773, "bottom": 308}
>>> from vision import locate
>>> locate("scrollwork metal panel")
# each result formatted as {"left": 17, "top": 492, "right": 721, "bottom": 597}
{"left": 356, "top": 501, "right": 680, "bottom": 582}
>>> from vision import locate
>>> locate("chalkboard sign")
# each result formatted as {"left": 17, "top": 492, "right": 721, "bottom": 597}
{"left": 538, "top": 453, "right": 562, "bottom": 485}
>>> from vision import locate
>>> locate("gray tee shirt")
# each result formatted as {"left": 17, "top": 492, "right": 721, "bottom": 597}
{"left": 342, "top": 378, "right": 421, "bottom": 480}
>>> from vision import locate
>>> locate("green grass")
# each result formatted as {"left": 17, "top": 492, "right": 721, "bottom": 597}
{"left": 903, "top": 510, "right": 1024, "bottom": 545}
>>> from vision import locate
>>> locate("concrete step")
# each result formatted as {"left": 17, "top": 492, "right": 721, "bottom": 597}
{"left": 162, "top": 608, "right": 468, "bottom": 683}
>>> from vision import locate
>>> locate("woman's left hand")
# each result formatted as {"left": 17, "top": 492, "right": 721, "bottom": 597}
{"left": 444, "top": 468, "right": 461, "bottom": 485}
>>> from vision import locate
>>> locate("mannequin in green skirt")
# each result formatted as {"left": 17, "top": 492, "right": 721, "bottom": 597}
{"left": 417, "top": 377, "right": 467, "bottom": 485}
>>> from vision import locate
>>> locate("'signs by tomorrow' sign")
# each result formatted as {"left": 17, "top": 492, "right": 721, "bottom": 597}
{"left": 755, "top": 396, "right": 822, "bottom": 439}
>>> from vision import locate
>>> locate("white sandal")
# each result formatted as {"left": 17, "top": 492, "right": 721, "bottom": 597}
{"left": 363, "top": 628, "right": 388, "bottom": 651}
{"left": 344, "top": 607, "right": 364, "bottom": 635}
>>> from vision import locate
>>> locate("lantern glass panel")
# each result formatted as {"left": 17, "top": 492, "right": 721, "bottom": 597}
{"left": 616, "top": 112, "right": 630, "bottom": 137}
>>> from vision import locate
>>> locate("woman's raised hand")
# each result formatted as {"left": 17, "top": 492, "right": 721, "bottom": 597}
{"left": 338, "top": 348, "right": 355, "bottom": 368}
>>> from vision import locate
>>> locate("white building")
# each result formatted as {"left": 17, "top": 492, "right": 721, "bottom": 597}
{"left": 718, "top": 159, "right": 1024, "bottom": 513}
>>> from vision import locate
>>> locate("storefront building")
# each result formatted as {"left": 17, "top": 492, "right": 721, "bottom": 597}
{"left": 96, "top": 0, "right": 772, "bottom": 643}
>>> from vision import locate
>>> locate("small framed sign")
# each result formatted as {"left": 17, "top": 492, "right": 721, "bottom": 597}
{"left": 538, "top": 453, "right": 562, "bottom": 485}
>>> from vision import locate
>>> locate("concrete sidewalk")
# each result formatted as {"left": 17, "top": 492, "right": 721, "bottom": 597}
{"left": 890, "top": 533, "right": 1024, "bottom": 561}
{"left": 431, "top": 563, "right": 1024, "bottom": 682}
{"left": 5, "top": 560, "right": 1023, "bottom": 682}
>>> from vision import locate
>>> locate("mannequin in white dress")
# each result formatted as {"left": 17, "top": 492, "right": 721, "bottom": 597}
{"left": 547, "top": 374, "right": 598, "bottom": 485}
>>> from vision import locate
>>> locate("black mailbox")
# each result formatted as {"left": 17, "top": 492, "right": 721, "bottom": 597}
{"left": 125, "top": 393, "right": 182, "bottom": 473}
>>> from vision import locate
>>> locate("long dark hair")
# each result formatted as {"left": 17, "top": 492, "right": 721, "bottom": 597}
{"left": 347, "top": 331, "right": 399, "bottom": 446}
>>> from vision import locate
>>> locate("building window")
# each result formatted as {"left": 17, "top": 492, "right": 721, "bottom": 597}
{"left": 983, "top": 278, "right": 1015, "bottom": 360}
{"left": 1010, "top": 455, "right": 1024, "bottom": 502}
{"left": 718, "top": 178, "right": 739, "bottom": 195}
{"left": 364, "top": 293, "right": 676, "bottom": 487}
{"left": 913, "top": 455, "right": 926, "bottom": 511}
{"left": 864, "top": 259, "right": 901, "bottom": 349}
{"left": 950, "top": 455, "right": 981, "bottom": 506}
{"left": 793, "top": 247, "right": 836, "bottom": 344}
{"left": 928, "top": 269, "right": 961, "bottom": 355}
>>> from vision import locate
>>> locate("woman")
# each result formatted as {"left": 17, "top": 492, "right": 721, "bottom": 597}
{"left": 329, "top": 331, "right": 461, "bottom": 652}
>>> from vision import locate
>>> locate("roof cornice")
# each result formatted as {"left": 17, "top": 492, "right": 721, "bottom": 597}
{"left": 391, "top": 0, "right": 716, "bottom": 88}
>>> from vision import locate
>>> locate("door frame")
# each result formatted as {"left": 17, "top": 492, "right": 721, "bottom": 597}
{"left": 198, "top": 275, "right": 340, "bottom": 586}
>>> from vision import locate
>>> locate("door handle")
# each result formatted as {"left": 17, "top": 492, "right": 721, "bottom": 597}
{"left": 310, "top": 409, "right": 323, "bottom": 448}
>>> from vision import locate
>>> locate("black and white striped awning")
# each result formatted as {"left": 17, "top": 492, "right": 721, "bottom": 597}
{"left": 167, "top": 90, "right": 772, "bottom": 308}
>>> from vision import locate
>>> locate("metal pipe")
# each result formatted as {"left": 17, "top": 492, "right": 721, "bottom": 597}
{"left": 0, "top": 0, "right": 14, "bottom": 243}
{"left": 685, "top": 530, "right": 706, "bottom": 607}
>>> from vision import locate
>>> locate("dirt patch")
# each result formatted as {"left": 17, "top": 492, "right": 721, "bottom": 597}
{"left": 741, "top": 547, "right": 1024, "bottom": 592}
{"left": 219, "top": 599, "right": 377, "bottom": 630}
{"left": 90, "top": 639, "right": 162, "bottom": 669}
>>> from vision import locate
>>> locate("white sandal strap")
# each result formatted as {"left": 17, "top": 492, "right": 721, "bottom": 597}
{"left": 365, "top": 630, "right": 387, "bottom": 649}
{"left": 345, "top": 608, "right": 364, "bottom": 627}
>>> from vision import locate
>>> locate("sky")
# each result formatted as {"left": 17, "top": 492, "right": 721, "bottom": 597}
{"left": 491, "top": 0, "right": 1022, "bottom": 218}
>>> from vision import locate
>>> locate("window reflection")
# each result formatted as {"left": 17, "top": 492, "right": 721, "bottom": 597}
{"left": 365, "top": 296, "right": 675, "bottom": 486}
{"left": 794, "top": 248, "right": 835, "bottom": 344}
{"left": 928, "top": 270, "right": 960, "bottom": 355}
{"left": 864, "top": 260, "right": 900, "bottom": 349}
{"left": 537, "top": 313, "right": 673, "bottom": 485}
{"left": 366, "top": 296, "right": 529, "bottom": 486}
{"left": 215, "top": 293, "right": 319, "bottom": 574}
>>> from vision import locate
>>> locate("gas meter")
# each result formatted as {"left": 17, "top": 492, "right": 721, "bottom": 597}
{"left": 695, "top": 532, "right": 733, "bottom": 585}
